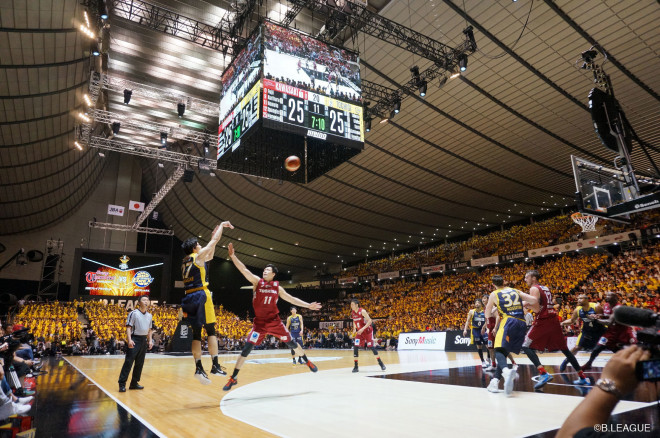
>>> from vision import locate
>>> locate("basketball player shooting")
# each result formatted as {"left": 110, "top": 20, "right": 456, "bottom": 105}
{"left": 223, "top": 243, "right": 322, "bottom": 391}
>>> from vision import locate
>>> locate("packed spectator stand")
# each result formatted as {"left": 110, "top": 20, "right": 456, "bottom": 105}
{"left": 3, "top": 211, "right": 660, "bottom": 425}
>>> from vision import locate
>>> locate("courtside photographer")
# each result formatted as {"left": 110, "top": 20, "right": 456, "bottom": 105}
{"left": 558, "top": 306, "right": 660, "bottom": 437}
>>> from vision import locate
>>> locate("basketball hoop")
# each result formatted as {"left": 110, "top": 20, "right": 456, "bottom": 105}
{"left": 571, "top": 212, "right": 599, "bottom": 233}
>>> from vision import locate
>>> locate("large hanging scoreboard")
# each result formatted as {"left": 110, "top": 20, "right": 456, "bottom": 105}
{"left": 217, "top": 21, "right": 364, "bottom": 182}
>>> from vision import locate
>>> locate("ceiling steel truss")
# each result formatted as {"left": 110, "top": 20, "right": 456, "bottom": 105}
{"left": 89, "top": 72, "right": 220, "bottom": 117}
{"left": 88, "top": 221, "right": 175, "bottom": 235}
{"left": 89, "top": 109, "right": 217, "bottom": 144}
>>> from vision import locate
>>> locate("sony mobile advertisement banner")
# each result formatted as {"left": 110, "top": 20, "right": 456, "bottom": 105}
{"left": 398, "top": 332, "right": 447, "bottom": 350}
{"left": 528, "top": 231, "right": 641, "bottom": 258}
{"left": 421, "top": 264, "right": 445, "bottom": 274}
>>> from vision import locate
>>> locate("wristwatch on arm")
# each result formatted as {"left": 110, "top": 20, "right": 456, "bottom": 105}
{"left": 596, "top": 378, "right": 623, "bottom": 399}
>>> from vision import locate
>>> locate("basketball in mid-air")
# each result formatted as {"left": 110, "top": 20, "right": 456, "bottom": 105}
{"left": 284, "top": 155, "right": 301, "bottom": 172}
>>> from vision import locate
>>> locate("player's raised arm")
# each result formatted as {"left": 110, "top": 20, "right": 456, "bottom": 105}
{"left": 278, "top": 286, "right": 322, "bottom": 311}
{"left": 228, "top": 243, "right": 260, "bottom": 286}
{"left": 198, "top": 221, "right": 234, "bottom": 262}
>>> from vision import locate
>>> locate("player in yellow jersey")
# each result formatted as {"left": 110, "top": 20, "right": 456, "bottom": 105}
{"left": 484, "top": 275, "right": 538, "bottom": 396}
{"left": 181, "top": 221, "right": 233, "bottom": 384}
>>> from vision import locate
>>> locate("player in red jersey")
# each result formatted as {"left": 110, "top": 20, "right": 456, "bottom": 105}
{"left": 521, "top": 270, "right": 589, "bottom": 388}
{"left": 350, "top": 300, "right": 386, "bottom": 373}
{"left": 580, "top": 292, "right": 636, "bottom": 371}
{"left": 223, "top": 243, "right": 322, "bottom": 391}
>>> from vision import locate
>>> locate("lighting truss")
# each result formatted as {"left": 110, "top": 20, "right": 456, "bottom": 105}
{"left": 111, "top": 0, "right": 243, "bottom": 55}
{"left": 288, "top": 0, "right": 475, "bottom": 68}
{"left": 88, "top": 221, "right": 175, "bottom": 235}
{"left": 89, "top": 109, "right": 217, "bottom": 144}
{"left": 280, "top": 3, "right": 306, "bottom": 27}
{"left": 87, "top": 136, "right": 217, "bottom": 170}
{"left": 133, "top": 165, "right": 185, "bottom": 228}
{"left": 90, "top": 72, "right": 219, "bottom": 117}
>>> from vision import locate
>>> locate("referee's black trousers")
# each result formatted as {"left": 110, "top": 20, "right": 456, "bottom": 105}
{"left": 118, "top": 335, "right": 147, "bottom": 386}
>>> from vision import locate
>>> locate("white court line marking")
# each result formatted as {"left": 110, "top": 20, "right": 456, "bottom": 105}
{"left": 64, "top": 357, "right": 167, "bottom": 438}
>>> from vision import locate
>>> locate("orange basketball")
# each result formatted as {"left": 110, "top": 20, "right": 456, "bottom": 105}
{"left": 285, "top": 155, "right": 301, "bottom": 172}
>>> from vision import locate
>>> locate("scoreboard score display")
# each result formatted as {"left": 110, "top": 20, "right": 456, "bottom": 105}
{"left": 262, "top": 79, "right": 363, "bottom": 147}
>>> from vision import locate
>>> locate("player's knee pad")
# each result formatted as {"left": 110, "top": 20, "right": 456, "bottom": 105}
{"left": 192, "top": 325, "right": 203, "bottom": 341}
{"left": 204, "top": 323, "right": 216, "bottom": 337}
{"left": 285, "top": 341, "right": 298, "bottom": 350}
{"left": 240, "top": 343, "right": 254, "bottom": 357}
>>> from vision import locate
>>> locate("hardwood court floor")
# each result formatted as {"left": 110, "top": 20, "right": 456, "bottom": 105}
{"left": 65, "top": 349, "right": 655, "bottom": 438}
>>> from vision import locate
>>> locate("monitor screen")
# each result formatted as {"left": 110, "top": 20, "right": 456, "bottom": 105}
{"left": 262, "top": 21, "right": 364, "bottom": 147}
{"left": 71, "top": 249, "right": 169, "bottom": 300}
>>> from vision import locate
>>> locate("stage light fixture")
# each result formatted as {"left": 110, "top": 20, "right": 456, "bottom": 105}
{"left": 418, "top": 80, "right": 427, "bottom": 97}
{"left": 98, "top": 0, "right": 109, "bottom": 20}
{"left": 83, "top": 94, "right": 92, "bottom": 106}
{"left": 92, "top": 43, "right": 100, "bottom": 56}
{"left": 74, "top": 141, "right": 83, "bottom": 150}
{"left": 123, "top": 89, "right": 132, "bottom": 104}
{"left": 98, "top": 151, "right": 105, "bottom": 158}
{"left": 160, "top": 132, "right": 168, "bottom": 146}
{"left": 177, "top": 103, "right": 186, "bottom": 117}
{"left": 158, "top": 162, "right": 164, "bottom": 168}
{"left": 111, "top": 122, "right": 120, "bottom": 135}
{"left": 393, "top": 100, "right": 401, "bottom": 114}
{"left": 78, "top": 112, "right": 91, "bottom": 122}
{"left": 410, "top": 66, "right": 420, "bottom": 79}
{"left": 203, "top": 140, "right": 210, "bottom": 157}
{"left": 390, "top": 109, "right": 396, "bottom": 119}
{"left": 365, "top": 118, "right": 371, "bottom": 132}
{"left": 438, "top": 75, "right": 448, "bottom": 88}
{"left": 458, "top": 54, "right": 468, "bottom": 72}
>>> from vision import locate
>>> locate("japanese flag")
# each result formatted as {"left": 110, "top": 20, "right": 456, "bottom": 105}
{"left": 129, "top": 200, "right": 145, "bottom": 212}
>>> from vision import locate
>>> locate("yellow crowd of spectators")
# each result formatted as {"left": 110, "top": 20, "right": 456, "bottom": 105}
{"left": 14, "top": 301, "right": 83, "bottom": 342}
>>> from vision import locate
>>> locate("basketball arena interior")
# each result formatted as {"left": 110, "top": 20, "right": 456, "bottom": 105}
{"left": 1, "top": 1, "right": 660, "bottom": 437}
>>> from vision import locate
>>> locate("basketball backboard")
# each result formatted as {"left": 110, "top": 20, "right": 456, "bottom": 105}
{"left": 572, "top": 155, "right": 660, "bottom": 221}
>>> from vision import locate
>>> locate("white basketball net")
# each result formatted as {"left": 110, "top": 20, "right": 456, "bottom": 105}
{"left": 572, "top": 213, "right": 599, "bottom": 232}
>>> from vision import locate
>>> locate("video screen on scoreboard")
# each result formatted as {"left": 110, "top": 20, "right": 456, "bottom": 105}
{"left": 71, "top": 249, "right": 169, "bottom": 299}
{"left": 262, "top": 21, "right": 364, "bottom": 146}
{"left": 219, "top": 27, "right": 263, "bottom": 123}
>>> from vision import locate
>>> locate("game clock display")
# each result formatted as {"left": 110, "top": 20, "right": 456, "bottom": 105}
{"left": 262, "top": 79, "right": 363, "bottom": 147}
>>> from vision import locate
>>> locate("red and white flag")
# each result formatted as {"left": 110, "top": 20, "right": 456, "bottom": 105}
{"left": 107, "top": 204, "right": 125, "bottom": 216}
{"left": 129, "top": 200, "right": 145, "bottom": 212}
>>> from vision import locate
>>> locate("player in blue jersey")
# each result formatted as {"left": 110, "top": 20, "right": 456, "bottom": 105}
{"left": 286, "top": 307, "right": 305, "bottom": 365}
{"left": 463, "top": 299, "right": 489, "bottom": 367}
{"left": 484, "top": 275, "right": 538, "bottom": 396}
{"left": 181, "top": 221, "right": 233, "bottom": 385}
{"left": 560, "top": 294, "right": 605, "bottom": 376}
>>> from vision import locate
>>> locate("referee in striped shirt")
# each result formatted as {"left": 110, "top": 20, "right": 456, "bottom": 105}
{"left": 118, "top": 296, "right": 153, "bottom": 392}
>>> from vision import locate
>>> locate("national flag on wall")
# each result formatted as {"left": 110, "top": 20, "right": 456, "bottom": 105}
{"left": 129, "top": 200, "right": 145, "bottom": 212}
{"left": 107, "top": 204, "right": 125, "bottom": 216}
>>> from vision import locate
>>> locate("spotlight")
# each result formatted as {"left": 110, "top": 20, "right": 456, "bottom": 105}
{"left": 203, "top": 140, "right": 210, "bottom": 157}
{"left": 83, "top": 94, "right": 92, "bottom": 106}
{"left": 158, "top": 162, "right": 164, "bottom": 168}
{"left": 111, "top": 122, "right": 120, "bottom": 135}
{"left": 160, "top": 132, "right": 168, "bottom": 146}
{"left": 390, "top": 109, "right": 396, "bottom": 119}
{"left": 458, "top": 54, "right": 468, "bottom": 72}
{"left": 123, "top": 89, "right": 132, "bottom": 104}
{"left": 92, "top": 43, "right": 100, "bottom": 56}
{"left": 410, "top": 66, "right": 420, "bottom": 79}
{"left": 177, "top": 103, "right": 186, "bottom": 118}
{"left": 393, "top": 100, "right": 401, "bottom": 114}
{"left": 438, "top": 75, "right": 448, "bottom": 88}
{"left": 418, "top": 80, "right": 427, "bottom": 97}
{"left": 98, "top": 0, "right": 109, "bottom": 20}
{"left": 78, "top": 112, "right": 91, "bottom": 122}
{"left": 74, "top": 141, "right": 83, "bottom": 150}
{"left": 365, "top": 118, "right": 371, "bottom": 132}
{"left": 98, "top": 151, "right": 105, "bottom": 158}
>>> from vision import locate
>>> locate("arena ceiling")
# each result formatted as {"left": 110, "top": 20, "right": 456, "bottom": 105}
{"left": 1, "top": 0, "right": 659, "bottom": 276}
